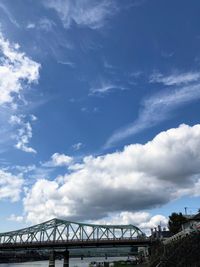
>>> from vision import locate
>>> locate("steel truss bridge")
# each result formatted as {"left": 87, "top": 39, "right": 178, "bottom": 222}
{"left": 0, "top": 218, "right": 151, "bottom": 266}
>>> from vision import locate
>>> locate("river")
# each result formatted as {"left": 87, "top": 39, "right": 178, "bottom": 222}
{"left": 0, "top": 256, "right": 129, "bottom": 267}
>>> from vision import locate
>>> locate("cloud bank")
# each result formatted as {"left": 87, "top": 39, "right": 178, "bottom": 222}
{"left": 24, "top": 124, "right": 200, "bottom": 223}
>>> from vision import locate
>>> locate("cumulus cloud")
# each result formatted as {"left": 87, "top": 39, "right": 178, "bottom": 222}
{"left": 43, "top": 0, "right": 117, "bottom": 29}
{"left": 0, "top": 32, "right": 40, "bottom": 106}
{"left": 9, "top": 114, "right": 37, "bottom": 153}
{"left": 0, "top": 169, "right": 23, "bottom": 202}
{"left": 24, "top": 124, "right": 200, "bottom": 224}
{"left": 51, "top": 153, "right": 73, "bottom": 166}
{"left": 42, "top": 153, "right": 73, "bottom": 168}
{"left": 139, "top": 214, "right": 168, "bottom": 231}
{"left": 105, "top": 76, "right": 200, "bottom": 148}
{"left": 92, "top": 211, "right": 168, "bottom": 234}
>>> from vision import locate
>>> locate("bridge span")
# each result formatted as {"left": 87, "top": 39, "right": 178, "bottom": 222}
{"left": 0, "top": 218, "right": 151, "bottom": 266}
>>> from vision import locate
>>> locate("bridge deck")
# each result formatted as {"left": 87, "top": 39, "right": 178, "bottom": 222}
{"left": 0, "top": 238, "right": 151, "bottom": 250}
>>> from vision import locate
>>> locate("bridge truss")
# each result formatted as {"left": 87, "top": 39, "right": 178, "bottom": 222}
{"left": 0, "top": 218, "right": 145, "bottom": 245}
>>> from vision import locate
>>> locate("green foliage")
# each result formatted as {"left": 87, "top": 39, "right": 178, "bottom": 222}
{"left": 168, "top": 212, "right": 188, "bottom": 234}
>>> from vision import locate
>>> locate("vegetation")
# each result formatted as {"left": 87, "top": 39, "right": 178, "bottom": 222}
{"left": 168, "top": 212, "right": 188, "bottom": 234}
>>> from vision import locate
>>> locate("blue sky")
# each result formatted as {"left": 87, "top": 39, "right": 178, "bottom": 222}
{"left": 0, "top": 0, "right": 200, "bottom": 232}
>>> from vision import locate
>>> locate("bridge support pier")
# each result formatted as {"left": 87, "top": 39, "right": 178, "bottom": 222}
{"left": 49, "top": 251, "right": 55, "bottom": 267}
{"left": 63, "top": 250, "right": 69, "bottom": 267}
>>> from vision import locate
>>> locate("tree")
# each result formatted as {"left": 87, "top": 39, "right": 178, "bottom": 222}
{"left": 168, "top": 212, "right": 188, "bottom": 234}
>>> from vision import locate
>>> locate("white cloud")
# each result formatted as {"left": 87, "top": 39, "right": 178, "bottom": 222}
{"left": 103, "top": 60, "right": 115, "bottom": 70}
{"left": 90, "top": 85, "right": 125, "bottom": 95}
{"left": 105, "top": 78, "right": 200, "bottom": 148}
{"left": 130, "top": 71, "right": 143, "bottom": 78}
{"left": 14, "top": 165, "right": 36, "bottom": 174}
{"left": 90, "top": 81, "right": 126, "bottom": 95}
{"left": 92, "top": 211, "right": 168, "bottom": 234}
{"left": 150, "top": 71, "right": 200, "bottom": 86}
{"left": 92, "top": 211, "right": 150, "bottom": 226}
{"left": 51, "top": 153, "right": 73, "bottom": 166}
{"left": 57, "top": 61, "right": 75, "bottom": 67}
{"left": 39, "top": 18, "right": 56, "bottom": 31}
{"left": 24, "top": 124, "right": 200, "bottom": 223}
{"left": 26, "top": 23, "right": 36, "bottom": 29}
{"left": 72, "top": 142, "right": 83, "bottom": 151}
{"left": 43, "top": 0, "right": 117, "bottom": 29}
{"left": 42, "top": 153, "right": 73, "bottom": 168}
{"left": 0, "top": 169, "right": 23, "bottom": 202}
{"left": 8, "top": 214, "right": 24, "bottom": 223}
{"left": 9, "top": 114, "right": 37, "bottom": 154}
{"left": 30, "top": 114, "right": 37, "bottom": 121}
{"left": 0, "top": 31, "right": 40, "bottom": 105}
{"left": 27, "top": 18, "right": 56, "bottom": 32}
{"left": 139, "top": 214, "right": 168, "bottom": 231}
{"left": 0, "top": 32, "right": 40, "bottom": 153}
{"left": 0, "top": 2, "right": 19, "bottom": 27}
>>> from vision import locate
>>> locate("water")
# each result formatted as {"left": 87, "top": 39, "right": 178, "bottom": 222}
{"left": 0, "top": 257, "right": 128, "bottom": 267}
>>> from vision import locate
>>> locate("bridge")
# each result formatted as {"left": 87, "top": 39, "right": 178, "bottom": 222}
{"left": 0, "top": 218, "right": 151, "bottom": 266}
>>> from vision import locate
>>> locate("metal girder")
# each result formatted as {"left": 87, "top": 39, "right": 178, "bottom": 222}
{"left": 0, "top": 218, "right": 145, "bottom": 245}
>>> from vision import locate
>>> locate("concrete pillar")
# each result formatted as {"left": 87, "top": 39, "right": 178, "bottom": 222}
{"left": 49, "top": 251, "right": 55, "bottom": 267}
{"left": 63, "top": 250, "right": 69, "bottom": 267}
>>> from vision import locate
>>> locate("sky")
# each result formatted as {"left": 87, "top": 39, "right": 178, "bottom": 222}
{"left": 0, "top": 0, "right": 200, "bottom": 233}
